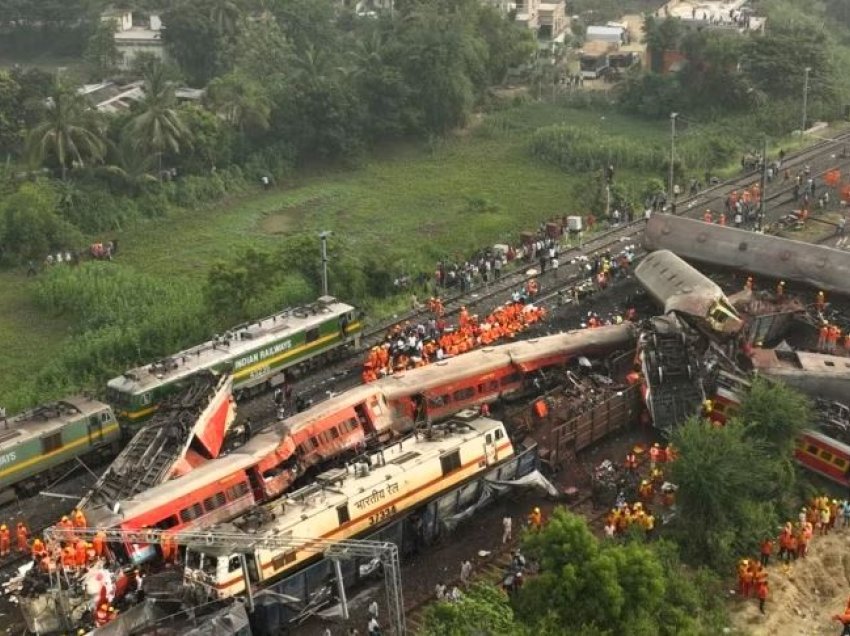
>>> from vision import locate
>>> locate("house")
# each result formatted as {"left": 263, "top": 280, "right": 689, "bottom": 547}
{"left": 101, "top": 9, "right": 166, "bottom": 69}
{"left": 514, "top": 0, "right": 570, "bottom": 48}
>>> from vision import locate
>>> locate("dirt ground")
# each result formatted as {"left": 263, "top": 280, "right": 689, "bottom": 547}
{"left": 730, "top": 528, "right": 850, "bottom": 635}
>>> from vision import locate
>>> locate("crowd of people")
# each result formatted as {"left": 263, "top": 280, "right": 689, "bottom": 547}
{"left": 362, "top": 292, "right": 547, "bottom": 382}
{"left": 737, "top": 495, "right": 850, "bottom": 616}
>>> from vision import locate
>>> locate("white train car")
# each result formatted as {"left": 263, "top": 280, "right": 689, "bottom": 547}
{"left": 183, "top": 415, "right": 514, "bottom": 599}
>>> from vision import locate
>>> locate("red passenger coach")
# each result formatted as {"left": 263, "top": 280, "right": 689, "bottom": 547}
{"left": 795, "top": 429, "right": 850, "bottom": 489}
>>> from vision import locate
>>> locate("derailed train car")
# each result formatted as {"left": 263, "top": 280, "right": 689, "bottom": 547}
{"left": 643, "top": 214, "right": 850, "bottom": 295}
{"left": 86, "top": 325, "right": 637, "bottom": 564}
{"left": 634, "top": 249, "right": 743, "bottom": 335}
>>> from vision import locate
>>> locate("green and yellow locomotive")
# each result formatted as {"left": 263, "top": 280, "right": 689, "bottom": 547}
{"left": 0, "top": 398, "right": 120, "bottom": 501}
{"left": 106, "top": 296, "right": 362, "bottom": 423}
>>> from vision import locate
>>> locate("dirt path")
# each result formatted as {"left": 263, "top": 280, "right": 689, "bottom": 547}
{"left": 730, "top": 528, "right": 850, "bottom": 635}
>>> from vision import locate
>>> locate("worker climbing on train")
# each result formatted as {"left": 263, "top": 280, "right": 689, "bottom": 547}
{"left": 776, "top": 280, "right": 786, "bottom": 299}
{"left": 0, "top": 524, "right": 9, "bottom": 557}
{"left": 61, "top": 544, "right": 75, "bottom": 570}
{"left": 73, "top": 508, "right": 87, "bottom": 529}
{"left": 528, "top": 507, "right": 543, "bottom": 531}
{"left": 15, "top": 521, "right": 28, "bottom": 553}
{"left": 816, "top": 290, "right": 826, "bottom": 313}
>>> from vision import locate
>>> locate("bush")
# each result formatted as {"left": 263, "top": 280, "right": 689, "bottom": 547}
{"left": 529, "top": 124, "right": 666, "bottom": 172}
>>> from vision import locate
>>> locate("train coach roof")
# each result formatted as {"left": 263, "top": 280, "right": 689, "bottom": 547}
{"left": 635, "top": 249, "right": 725, "bottom": 315}
{"left": 752, "top": 348, "right": 850, "bottom": 376}
{"left": 107, "top": 297, "right": 355, "bottom": 394}
{"left": 0, "top": 397, "right": 110, "bottom": 448}
{"left": 505, "top": 325, "right": 636, "bottom": 364}
{"left": 379, "top": 349, "right": 512, "bottom": 397}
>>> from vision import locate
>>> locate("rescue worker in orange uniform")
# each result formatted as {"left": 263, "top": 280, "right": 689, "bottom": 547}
{"left": 624, "top": 451, "right": 638, "bottom": 472}
{"left": 73, "top": 508, "right": 87, "bottom": 529}
{"left": 756, "top": 579, "right": 768, "bottom": 614}
{"left": 61, "top": 545, "right": 75, "bottom": 570}
{"left": 15, "top": 522, "right": 28, "bottom": 553}
{"left": 75, "top": 539, "right": 88, "bottom": 569}
{"left": 0, "top": 524, "right": 9, "bottom": 557}
{"left": 649, "top": 443, "right": 661, "bottom": 470}
{"left": 759, "top": 537, "right": 773, "bottom": 566}
{"left": 528, "top": 507, "right": 543, "bottom": 531}
{"left": 738, "top": 558, "right": 752, "bottom": 597}
{"left": 93, "top": 530, "right": 106, "bottom": 559}
{"left": 31, "top": 537, "right": 45, "bottom": 559}
{"left": 638, "top": 479, "right": 654, "bottom": 503}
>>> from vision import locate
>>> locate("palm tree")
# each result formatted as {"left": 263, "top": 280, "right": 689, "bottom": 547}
{"left": 205, "top": 72, "right": 271, "bottom": 135}
{"left": 128, "top": 61, "right": 191, "bottom": 176}
{"left": 208, "top": 0, "right": 243, "bottom": 35}
{"left": 26, "top": 82, "right": 106, "bottom": 180}
{"left": 100, "top": 132, "right": 159, "bottom": 195}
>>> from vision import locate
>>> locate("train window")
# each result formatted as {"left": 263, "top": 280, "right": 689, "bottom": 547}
{"left": 203, "top": 492, "right": 227, "bottom": 512}
{"left": 41, "top": 433, "right": 63, "bottom": 454}
{"left": 440, "top": 450, "right": 461, "bottom": 475}
{"left": 271, "top": 550, "right": 297, "bottom": 570}
{"left": 486, "top": 434, "right": 493, "bottom": 445}
{"left": 495, "top": 428, "right": 504, "bottom": 441}
{"left": 428, "top": 395, "right": 450, "bottom": 408}
{"left": 305, "top": 328, "right": 320, "bottom": 343}
{"left": 228, "top": 556, "right": 242, "bottom": 573}
{"left": 824, "top": 361, "right": 835, "bottom": 367}
{"left": 311, "top": 436, "right": 319, "bottom": 449}
{"left": 330, "top": 427, "right": 340, "bottom": 439}
{"left": 337, "top": 504, "right": 350, "bottom": 525}
{"left": 500, "top": 373, "right": 521, "bottom": 386}
{"left": 226, "top": 482, "right": 250, "bottom": 500}
{"left": 346, "top": 418, "right": 358, "bottom": 432}
{"left": 155, "top": 515, "right": 179, "bottom": 530}
{"left": 100, "top": 412, "right": 111, "bottom": 423}
{"left": 453, "top": 387, "right": 475, "bottom": 402}
{"left": 833, "top": 458, "right": 847, "bottom": 469}
{"left": 807, "top": 445, "right": 819, "bottom": 455}
{"left": 180, "top": 503, "right": 204, "bottom": 523}
{"left": 819, "top": 450, "right": 834, "bottom": 462}
{"left": 141, "top": 392, "right": 152, "bottom": 406}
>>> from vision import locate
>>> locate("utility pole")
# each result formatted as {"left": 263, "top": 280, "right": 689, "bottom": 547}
{"left": 758, "top": 136, "right": 768, "bottom": 230}
{"left": 668, "top": 112, "right": 678, "bottom": 211}
{"left": 802, "top": 66, "right": 811, "bottom": 135}
{"left": 319, "top": 231, "right": 331, "bottom": 297}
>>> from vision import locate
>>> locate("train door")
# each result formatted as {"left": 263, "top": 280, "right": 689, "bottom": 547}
{"left": 87, "top": 414, "right": 103, "bottom": 445}
{"left": 246, "top": 466, "right": 265, "bottom": 502}
{"left": 484, "top": 431, "right": 497, "bottom": 466}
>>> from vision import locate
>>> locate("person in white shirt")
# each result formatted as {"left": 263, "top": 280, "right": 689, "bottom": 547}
{"left": 502, "top": 516, "right": 512, "bottom": 544}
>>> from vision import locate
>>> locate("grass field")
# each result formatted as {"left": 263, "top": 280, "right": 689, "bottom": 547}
{"left": 0, "top": 99, "right": 820, "bottom": 408}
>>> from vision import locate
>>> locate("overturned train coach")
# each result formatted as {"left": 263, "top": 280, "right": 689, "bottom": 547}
{"left": 643, "top": 214, "right": 850, "bottom": 296}
{"left": 634, "top": 249, "right": 743, "bottom": 336}
{"left": 88, "top": 325, "right": 636, "bottom": 563}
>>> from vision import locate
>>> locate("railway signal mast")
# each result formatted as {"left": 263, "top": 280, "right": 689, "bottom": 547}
{"left": 42, "top": 526, "right": 407, "bottom": 635}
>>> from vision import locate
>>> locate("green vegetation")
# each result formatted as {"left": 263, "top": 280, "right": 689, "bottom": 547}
{"left": 418, "top": 511, "right": 730, "bottom": 635}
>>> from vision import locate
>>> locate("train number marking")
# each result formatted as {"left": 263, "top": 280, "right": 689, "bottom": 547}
{"left": 369, "top": 505, "right": 397, "bottom": 526}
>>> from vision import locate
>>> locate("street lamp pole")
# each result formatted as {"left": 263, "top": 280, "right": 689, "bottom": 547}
{"left": 802, "top": 66, "right": 811, "bottom": 135}
{"left": 319, "top": 231, "right": 331, "bottom": 297}
{"left": 668, "top": 112, "right": 678, "bottom": 210}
